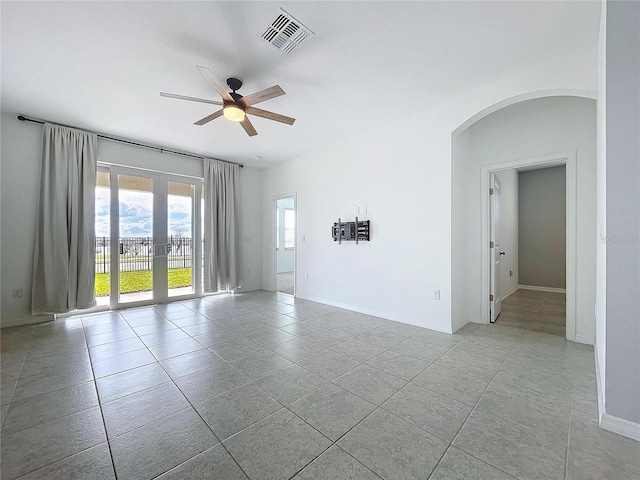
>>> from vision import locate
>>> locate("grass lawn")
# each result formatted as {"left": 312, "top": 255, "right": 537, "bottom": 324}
{"left": 95, "top": 268, "right": 192, "bottom": 296}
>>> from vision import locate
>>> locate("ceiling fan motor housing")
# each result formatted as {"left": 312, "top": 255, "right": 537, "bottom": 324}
{"left": 227, "top": 77, "right": 243, "bottom": 93}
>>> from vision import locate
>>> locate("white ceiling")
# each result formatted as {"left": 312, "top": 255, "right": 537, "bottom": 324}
{"left": 1, "top": 1, "right": 601, "bottom": 168}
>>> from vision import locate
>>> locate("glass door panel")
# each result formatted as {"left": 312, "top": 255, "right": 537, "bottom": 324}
{"left": 167, "top": 181, "right": 195, "bottom": 297}
{"left": 201, "top": 188, "right": 205, "bottom": 291}
{"left": 117, "top": 173, "right": 154, "bottom": 304}
{"left": 95, "top": 169, "right": 111, "bottom": 306}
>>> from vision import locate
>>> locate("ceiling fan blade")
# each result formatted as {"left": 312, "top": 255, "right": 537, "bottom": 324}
{"left": 245, "top": 106, "right": 295, "bottom": 125}
{"left": 240, "top": 116, "right": 258, "bottom": 137}
{"left": 196, "top": 66, "right": 234, "bottom": 102}
{"left": 193, "top": 110, "right": 224, "bottom": 126}
{"left": 238, "top": 85, "right": 285, "bottom": 107}
{"left": 160, "top": 92, "right": 222, "bottom": 106}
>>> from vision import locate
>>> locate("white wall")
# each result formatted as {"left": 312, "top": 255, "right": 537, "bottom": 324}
{"left": 603, "top": 0, "right": 639, "bottom": 426}
{"left": 518, "top": 166, "right": 567, "bottom": 289}
{"left": 451, "top": 128, "right": 472, "bottom": 328}
{"left": 0, "top": 113, "right": 263, "bottom": 327}
{"left": 595, "top": 0, "right": 608, "bottom": 422}
{"left": 1, "top": 114, "right": 47, "bottom": 326}
{"left": 262, "top": 114, "right": 454, "bottom": 333}
{"left": 236, "top": 168, "right": 263, "bottom": 293}
{"left": 262, "top": 48, "right": 596, "bottom": 334}
{"left": 276, "top": 196, "right": 295, "bottom": 273}
{"left": 495, "top": 170, "right": 519, "bottom": 299}
{"left": 452, "top": 97, "right": 597, "bottom": 343}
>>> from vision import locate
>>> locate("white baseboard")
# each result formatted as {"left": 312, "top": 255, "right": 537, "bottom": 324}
{"left": 593, "top": 342, "right": 640, "bottom": 441}
{"left": 502, "top": 287, "right": 519, "bottom": 300}
{"left": 296, "top": 294, "right": 452, "bottom": 334}
{"left": 594, "top": 341, "right": 605, "bottom": 422}
{"left": 468, "top": 314, "right": 483, "bottom": 324}
{"left": 1, "top": 314, "right": 54, "bottom": 328}
{"left": 574, "top": 334, "right": 594, "bottom": 345}
{"left": 600, "top": 413, "right": 640, "bottom": 441}
{"left": 236, "top": 285, "right": 260, "bottom": 293}
{"left": 518, "top": 284, "right": 566, "bottom": 293}
{"left": 451, "top": 319, "right": 469, "bottom": 334}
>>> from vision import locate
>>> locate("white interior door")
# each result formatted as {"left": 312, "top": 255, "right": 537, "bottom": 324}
{"left": 490, "top": 173, "right": 503, "bottom": 322}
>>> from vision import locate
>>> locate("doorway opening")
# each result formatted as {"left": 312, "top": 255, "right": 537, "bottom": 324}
{"left": 489, "top": 166, "right": 567, "bottom": 337}
{"left": 95, "top": 165, "right": 202, "bottom": 309}
{"left": 482, "top": 151, "right": 576, "bottom": 341}
{"left": 274, "top": 195, "right": 296, "bottom": 295}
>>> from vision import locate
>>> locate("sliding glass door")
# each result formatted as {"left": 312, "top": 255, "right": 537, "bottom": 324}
{"left": 97, "top": 166, "right": 202, "bottom": 308}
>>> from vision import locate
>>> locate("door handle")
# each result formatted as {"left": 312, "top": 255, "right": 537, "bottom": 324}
{"left": 500, "top": 251, "right": 506, "bottom": 256}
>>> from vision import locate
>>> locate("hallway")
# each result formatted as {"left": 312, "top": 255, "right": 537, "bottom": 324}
{"left": 495, "top": 289, "right": 566, "bottom": 337}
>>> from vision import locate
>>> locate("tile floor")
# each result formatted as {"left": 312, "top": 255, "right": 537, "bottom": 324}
{"left": 496, "top": 289, "right": 566, "bottom": 337}
{"left": 1, "top": 291, "right": 638, "bottom": 479}
{"left": 277, "top": 272, "right": 295, "bottom": 295}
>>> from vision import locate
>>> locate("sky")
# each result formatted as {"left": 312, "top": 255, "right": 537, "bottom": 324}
{"left": 95, "top": 186, "right": 192, "bottom": 238}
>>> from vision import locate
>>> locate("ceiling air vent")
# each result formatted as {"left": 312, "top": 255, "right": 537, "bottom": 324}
{"left": 260, "top": 9, "right": 314, "bottom": 54}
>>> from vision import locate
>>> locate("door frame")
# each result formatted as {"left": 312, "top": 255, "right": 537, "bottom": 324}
{"left": 489, "top": 173, "right": 502, "bottom": 323}
{"left": 106, "top": 164, "right": 203, "bottom": 309}
{"left": 273, "top": 192, "right": 297, "bottom": 296}
{"left": 480, "top": 151, "right": 577, "bottom": 341}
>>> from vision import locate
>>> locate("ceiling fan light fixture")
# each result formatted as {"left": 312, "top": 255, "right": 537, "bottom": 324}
{"left": 223, "top": 104, "right": 245, "bottom": 122}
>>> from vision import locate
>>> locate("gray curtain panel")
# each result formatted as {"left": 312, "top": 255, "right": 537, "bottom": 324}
{"left": 203, "top": 159, "right": 240, "bottom": 293}
{"left": 31, "top": 123, "right": 97, "bottom": 314}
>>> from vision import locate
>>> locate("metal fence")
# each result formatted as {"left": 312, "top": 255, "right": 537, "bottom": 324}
{"left": 95, "top": 236, "right": 196, "bottom": 273}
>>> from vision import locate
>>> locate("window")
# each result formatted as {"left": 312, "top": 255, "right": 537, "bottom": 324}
{"left": 276, "top": 207, "right": 280, "bottom": 250}
{"left": 284, "top": 208, "right": 295, "bottom": 249}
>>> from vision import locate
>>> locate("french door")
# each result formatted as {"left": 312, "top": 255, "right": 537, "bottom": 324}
{"left": 104, "top": 166, "right": 202, "bottom": 309}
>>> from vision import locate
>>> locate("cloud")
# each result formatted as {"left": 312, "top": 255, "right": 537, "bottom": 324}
{"left": 95, "top": 187, "right": 111, "bottom": 237}
{"left": 168, "top": 194, "right": 193, "bottom": 236}
{"left": 95, "top": 189, "right": 193, "bottom": 238}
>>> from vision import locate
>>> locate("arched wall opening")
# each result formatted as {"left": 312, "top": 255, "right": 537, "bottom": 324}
{"left": 451, "top": 94, "right": 597, "bottom": 344}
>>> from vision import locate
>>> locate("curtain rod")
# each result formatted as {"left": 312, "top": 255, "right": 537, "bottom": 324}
{"left": 17, "top": 115, "right": 244, "bottom": 168}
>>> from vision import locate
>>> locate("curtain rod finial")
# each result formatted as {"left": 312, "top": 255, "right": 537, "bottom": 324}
{"left": 17, "top": 115, "right": 26, "bottom": 121}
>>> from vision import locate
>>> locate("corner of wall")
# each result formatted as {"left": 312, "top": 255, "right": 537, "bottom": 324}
{"left": 451, "top": 317, "right": 470, "bottom": 334}
{"left": 594, "top": 338, "right": 605, "bottom": 422}
{"left": 594, "top": 0, "right": 608, "bottom": 427}
{"left": 599, "top": 414, "right": 640, "bottom": 442}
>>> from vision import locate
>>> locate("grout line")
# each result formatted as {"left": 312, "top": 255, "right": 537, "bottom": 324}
{"left": 81, "top": 315, "right": 120, "bottom": 480}
{"left": 1, "top": 324, "right": 37, "bottom": 429}
{"left": 118, "top": 305, "right": 254, "bottom": 480}
{"left": 4, "top": 291, "right": 583, "bottom": 479}
{"left": 426, "top": 443, "right": 454, "bottom": 480}
{"left": 448, "top": 338, "right": 518, "bottom": 446}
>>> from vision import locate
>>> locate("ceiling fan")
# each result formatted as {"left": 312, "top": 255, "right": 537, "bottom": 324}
{"left": 160, "top": 66, "right": 295, "bottom": 137}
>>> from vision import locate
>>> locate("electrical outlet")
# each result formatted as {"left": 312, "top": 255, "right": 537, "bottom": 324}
{"left": 433, "top": 290, "right": 440, "bottom": 300}
{"left": 12, "top": 288, "right": 22, "bottom": 298}
{"left": 304, "top": 273, "right": 309, "bottom": 279}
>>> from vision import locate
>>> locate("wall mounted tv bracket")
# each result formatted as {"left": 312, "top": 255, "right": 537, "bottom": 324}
{"left": 332, "top": 217, "right": 370, "bottom": 244}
